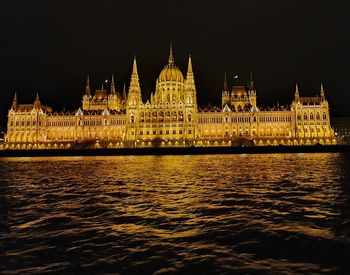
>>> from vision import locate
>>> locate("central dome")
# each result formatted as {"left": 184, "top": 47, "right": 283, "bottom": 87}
{"left": 157, "top": 45, "right": 184, "bottom": 83}
{"left": 158, "top": 65, "right": 184, "bottom": 82}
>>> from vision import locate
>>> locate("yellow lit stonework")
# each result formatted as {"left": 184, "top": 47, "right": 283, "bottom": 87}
{"left": 3, "top": 47, "right": 336, "bottom": 149}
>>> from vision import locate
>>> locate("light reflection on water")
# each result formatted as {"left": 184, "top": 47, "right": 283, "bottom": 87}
{"left": 0, "top": 153, "right": 350, "bottom": 274}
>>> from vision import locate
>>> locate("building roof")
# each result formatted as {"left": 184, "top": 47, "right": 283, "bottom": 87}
{"left": 13, "top": 104, "right": 53, "bottom": 113}
{"left": 231, "top": 86, "right": 247, "bottom": 96}
{"left": 300, "top": 97, "right": 321, "bottom": 105}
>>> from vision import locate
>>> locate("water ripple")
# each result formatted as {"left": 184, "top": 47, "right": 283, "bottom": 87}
{"left": 0, "top": 153, "right": 350, "bottom": 274}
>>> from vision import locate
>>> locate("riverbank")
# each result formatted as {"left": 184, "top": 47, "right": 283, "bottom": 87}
{"left": 1, "top": 145, "right": 350, "bottom": 157}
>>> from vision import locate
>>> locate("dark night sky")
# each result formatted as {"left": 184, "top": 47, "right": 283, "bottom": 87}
{"left": 0, "top": 0, "right": 350, "bottom": 128}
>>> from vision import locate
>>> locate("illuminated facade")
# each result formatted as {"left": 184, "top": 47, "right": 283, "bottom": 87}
{"left": 2, "top": 46, "right": 336, "bottom": 150}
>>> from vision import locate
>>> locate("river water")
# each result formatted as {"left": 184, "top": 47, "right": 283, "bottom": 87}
{"left": 0, "top": 153, "right": 350, "bottom": 274}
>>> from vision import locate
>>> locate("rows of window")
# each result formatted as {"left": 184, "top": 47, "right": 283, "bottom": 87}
{"left": 47, "top": 120, "right": 76, "bottom": 127}
{"left": 297, "top": 112, "right": 327, "bottom": 121}
{"left": 201, "top": 129, "right": 290, "bottom": 137}
{"left": 45, "top": 119, "right": 126, "bottom": 127}
{"left": 9, "top": 119, "right": 42, "bottom": 127}
{"left": 199, "top": 117, "right": 223, "bottom": 123}
{"left": 139, "top": 129, "right": 185, "bottom": 135}
{"left": 259, "top": 116, "right": 292, "bottom": 123}
{"left": 132, "top": 112, "right": 192, "bottom": 123}
{"left": 199, "top": 116, "right": 258, "bottom": 123}
{"left": 133, "top": 129, "right": 192, "bottom": 136}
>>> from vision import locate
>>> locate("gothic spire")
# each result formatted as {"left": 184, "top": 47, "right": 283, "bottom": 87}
{"left": 132, "top": 56, "right": 138, "bottom": 76}
{"left": 187, "top": 54, "right": 193, "bottom": 76}
{"left": 249, "top": 70, "right": 255, "bottom": 90}
{"left": 223, "top": 72, "right": 228, "bottom": 91}
{"left": 110, "top": 74, "right": 116, "bottom": 95}
{"left": 320, "top": 83, "right": 325, "bottom": 98}
{"left": 85, "top": 75, "right": 91, "bottom": 96}
{"left": 129, "top": 56, "right": 141, "bottom": 94}
{"left": 168, "top": 42, "right": 174, "bottom": 65}
{"left": 123, "top": 82, "right": 127, "bottom": 99}
{"left": 34, "top": 92, "right": 41, "bottom": 108}
{"left": 35, "top": 92, "right": 40, "bottom": 103}
{"left": 295, "top": 83, "right": 299, "bottom": 99}
{"left": 11, "top": 92, "right": 18, "bottom": 109}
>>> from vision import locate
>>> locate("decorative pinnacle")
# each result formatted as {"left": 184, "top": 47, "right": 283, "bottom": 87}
{"left": 224, "top": 72, "right": 228, "bottom": 91}
{"left": 35, "top": 92, "right": 40, "bottom": 102}
{"left": 168, "top": 42, "right": 174, "bottom": 65}
{"left": 187, "top": 54, "right": 193, "bottom": 75}
{"left": 13, "top": 92, "right": 18, "bottom": 102}
{"left": 85, "top": 75, "right": 91, "bottom": 95}
{"left": 132, "top": 56, "right": 138, "bottom": 75}
{"left": 123, "top": 82, "right": 127, "bottom": 99}
{"left": 111, "top": 74, "right": 116, "bottom": 95}
{"left": 295, "top": 83, "right": 299, "bottom": 98}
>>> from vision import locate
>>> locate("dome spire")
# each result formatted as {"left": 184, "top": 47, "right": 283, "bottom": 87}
{"left": 168, "top": 42, "right": 174, "bottom": 65}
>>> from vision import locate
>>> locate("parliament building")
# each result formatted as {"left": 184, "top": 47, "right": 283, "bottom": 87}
{"left": 1, "top": 46, "right": 336, "bottom": 150}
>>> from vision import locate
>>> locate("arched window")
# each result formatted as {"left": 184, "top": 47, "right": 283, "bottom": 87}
{"left": 130, "top": 115, "right": 135, "bottom": 123}
{"left": 316, "top": 113, "right": 320, "bottom": 120}
{"left": 172, "top": 111, "right": 177, "bottom": 121}
{"left": 159, "top": 112, "right": 164, "bottom": 122}
{"left": 323, "top": 112, "right": 327, "bottom": 120}
{"left": 188, "top": 114, "right": 192, "bottom": 122}
{"left": 304, "top": 113, "right": 308, "bottom": 120}
{"left": 179, "top": 111, "right": 184, "bottom": 122}
{"left": 297, "top": 114, "right": 301, "bottom": 120}
{"left": 253, "top": 116, "right": 257, "bottom": 122}
{"left": 310, "top": 113, "right": 314, "bottom": 120}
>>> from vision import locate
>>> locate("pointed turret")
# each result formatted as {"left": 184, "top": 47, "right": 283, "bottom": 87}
{"left": 34, "top": 92, "right": 41, "bottom": 108}
{"left": 294, "top": 84, "right": 300, "bottom": 102}
{"left": 187, "top": 54, "right": 193, "bottom": 76}
{"left": 168, "top": 42, "right": 174, "bottom": 66}
{"left": 132, "top": 56, "right": 138, "bottom": 76}
{"left": 320, "top": 83, "right": 325, "bottom": 99}
{"left": 128, "top": 56, "right": 142, "bottom": 106}
{"left": 123, "top": 82, "right": 127, "bottom": 100}
{"left": 186, "top": 54, "right": 195, "bottom": 87}
{"left": 223, "top": 72, "right": 228, "bottom": 91}
{"left": 110, "top": 74, "right": 116, "bottom": 95}
{"left": 11, "top": 92, "right": 18, "bottom": 110}
{"left": 249, "top": 70, "right": 255, "bottom": 90}
{"left": 129, "top": 57, "right": 140, "bottom": 91}
{"left": 85, "top": 75, "right": 91, "bottom": 96}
